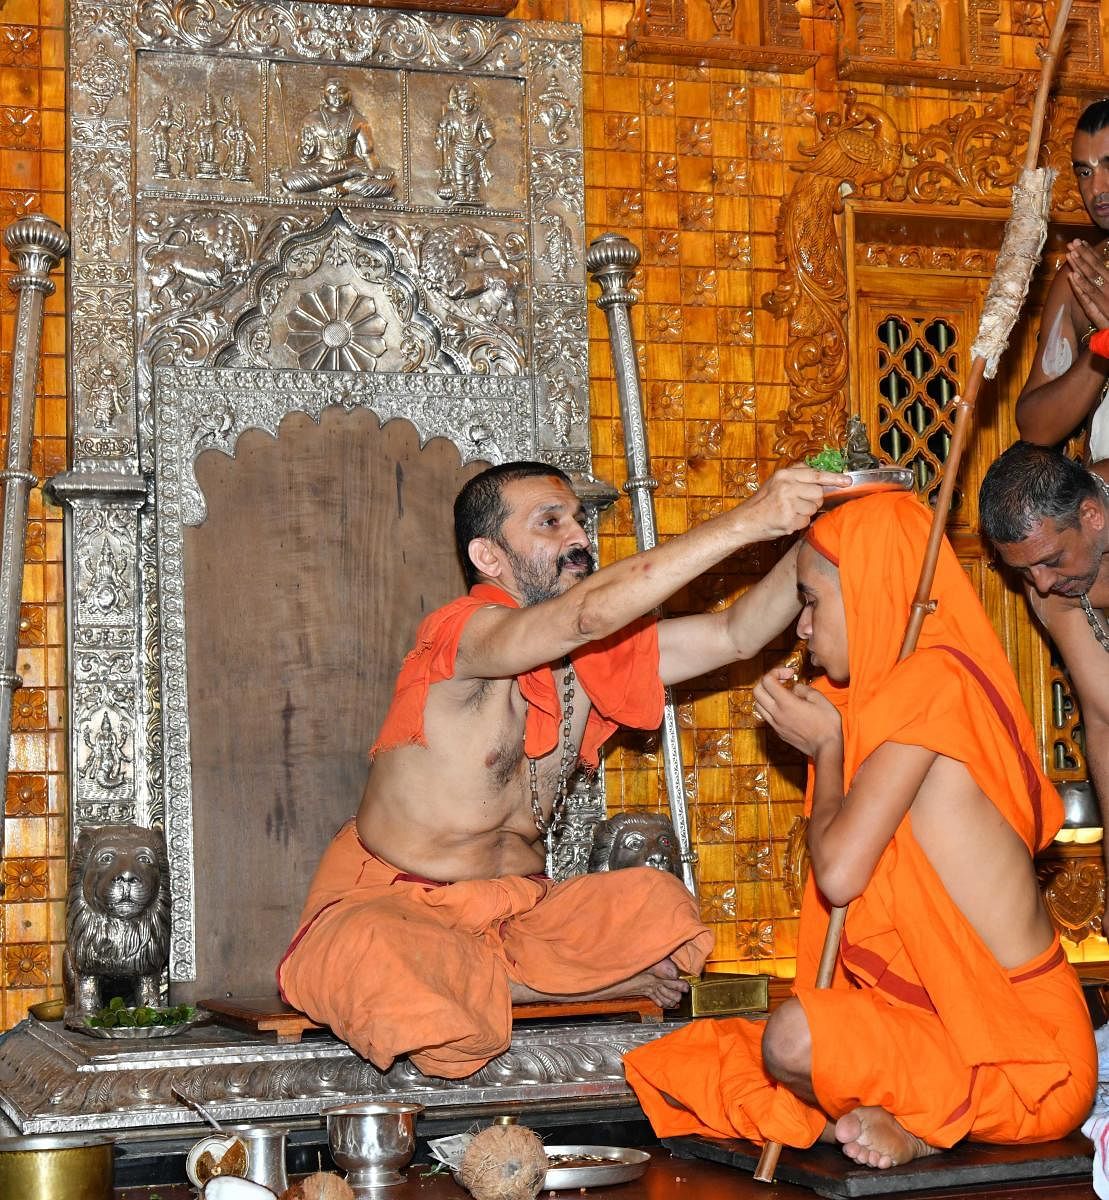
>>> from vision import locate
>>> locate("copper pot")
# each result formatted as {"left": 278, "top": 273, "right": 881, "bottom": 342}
{"left": 0, "top": 1133, "right": 113, "bottom": 1200}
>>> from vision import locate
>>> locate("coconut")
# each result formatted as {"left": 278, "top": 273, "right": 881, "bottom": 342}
{"left": 203, "top": 1177, "right": 276, "bottom": 1200}
{"left": 279, "top": 1172, "right": 355, "bottom": 1200}
{"left": 458, "top": 1124, "right": 548, "bottom": 1200}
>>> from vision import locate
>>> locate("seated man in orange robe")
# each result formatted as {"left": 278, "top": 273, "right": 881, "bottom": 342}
{"left": 279, "top": 459, "right": 845, "bottom": 1078}
{"left": 625, "top": 491, "right": 1096, "bottom": 1167}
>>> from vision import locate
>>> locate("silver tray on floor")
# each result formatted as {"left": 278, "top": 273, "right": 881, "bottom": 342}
{"left": 544, "top": 1145, "right": 651, "bottom": 1189}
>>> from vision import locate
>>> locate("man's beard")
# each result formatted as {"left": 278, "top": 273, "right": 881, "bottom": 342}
{"left": 499, "top": 543, "right": 594, "bottom": 606}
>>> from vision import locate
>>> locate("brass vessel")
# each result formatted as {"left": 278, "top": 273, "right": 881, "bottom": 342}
{"left": 678, "top": 973, "right": 770, "bottom": 1018}
{"left": 0, "top": 1133, "right": 113, "bottom": 1200}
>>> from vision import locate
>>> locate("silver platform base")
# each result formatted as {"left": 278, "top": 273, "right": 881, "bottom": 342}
{"left": 0, "top": 1017, "right": 675, "bottom": 1134}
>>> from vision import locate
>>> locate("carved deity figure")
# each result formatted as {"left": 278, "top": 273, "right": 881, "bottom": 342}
{"left": 81, "top": 711, "right": 130, "bottom": 790}
{"left": 911, "top": 0, "right": 941, "bottom": 59}
{"left": 221, "top": 97, "right": 255, "bottom": 183}
{"left": 435, "top": 81, "right": 495, "bottom": 207}
{"left": 545, "top": 367, "right": 581, "bottom": 446}
{"left": 540, "top": 210, "right": 573, "bottom": 279}
{"left": 146, "top": 96, "right": 179, "bottom": 179}
{"left": 81, "top": 170, "right": 126, "bottom": 257}
{"left": 279, "top": 78, "right": 396, "bottom": 199}
{"left": 82, "top": 358, "right": 125, "bottom": 431}
{"left": 588, "top": 811, "right": 683, "bottom": 877}
{"left": 83, "top": 535, "right": 128, "bottom": 616}
{"left": 171, "top": 104, "right": 192, "bottom": 178}
{"left": 193, "top": 92, "right": 222, "bottom": 180}
{"left": 844, "top": 414, "right": 880, "bottom": 470}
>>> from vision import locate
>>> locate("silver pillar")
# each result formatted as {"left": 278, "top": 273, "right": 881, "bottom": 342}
{"left": 0, "top": 215, "right": 69, "bottom": 870}
{"left": 586, "top": 232, "right": 698, "bottom": 898}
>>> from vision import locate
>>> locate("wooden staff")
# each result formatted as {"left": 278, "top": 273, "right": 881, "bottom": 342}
{"left": 0, "top": 215, "right": 68, "bottom": 870}
{"left": 754, "top": 2, "right": 1072, "bottom": 1180}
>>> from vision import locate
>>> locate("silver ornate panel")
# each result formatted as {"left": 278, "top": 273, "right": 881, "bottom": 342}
{"left": 0, "top": 1017, "right": 670, "bottom": 1133}
{"left": 58, "top": 0, "right": 594, "bottom": 982}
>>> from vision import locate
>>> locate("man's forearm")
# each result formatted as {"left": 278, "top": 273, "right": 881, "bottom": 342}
{"left": 722, "top": 542, "right": 800, "bottom": 660}
{"left": 1016, "top": 359, "right": 1108, "bottom": 445}
{"left": 572, "top": 500, "right": 775, "bottom": 643}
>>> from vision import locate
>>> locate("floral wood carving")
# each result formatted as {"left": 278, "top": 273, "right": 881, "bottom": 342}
{"left": 861, "top": 244, "right": 996, "bottom": 273}
{"left": 1037, "top": 845, "right": 1105, "bottom": 944}
{"left": 762, "top": 93, "right": 902, "bottom": 461}
{"left": 895, "top": 85, "right": 1030, "bottom": 207}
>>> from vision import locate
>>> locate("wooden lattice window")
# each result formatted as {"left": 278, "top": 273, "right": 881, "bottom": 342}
{"left": 874, "top": 313, "right": 962, "bottom": 512}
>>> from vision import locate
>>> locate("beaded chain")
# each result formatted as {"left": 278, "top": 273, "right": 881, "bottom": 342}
{"left": 1081, "top": 593, "right": 1109, "bottom": 654}
{"left": 1081, "top": 472, "right": 1109, "bottom": 654}
{"left": 526, "top": 657, "right": 576, "bottom": 840}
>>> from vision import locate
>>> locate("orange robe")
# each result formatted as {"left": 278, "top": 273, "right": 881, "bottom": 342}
{"left": 280, "top": 824, "right": 711, "bottom": 1078}
{"left": 626, "top": 492, "right": 1096, "bottom": 1149}
{"left": 280, "top": 584, "right": 712, "bottom": 1078}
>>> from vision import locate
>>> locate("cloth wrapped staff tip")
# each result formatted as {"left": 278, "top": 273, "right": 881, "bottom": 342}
{"left": 970, "top": 166, "right": 1057, "bottom": 379}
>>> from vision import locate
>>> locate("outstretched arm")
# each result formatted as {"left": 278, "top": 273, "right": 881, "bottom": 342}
{"left": 656, "top": 542, "right": 802, "bottom": 685}
{"left": 1017, "top": 247, "right": 1109, "bottom": 446}
{"left": 752, "top": 669, "right": 935, "bottom": 906}
{"left": 456, "top": 468, "right": 844, "bottom": 682}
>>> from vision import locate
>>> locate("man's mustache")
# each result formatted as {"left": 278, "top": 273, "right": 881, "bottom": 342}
{"left": 558, "top": 548, "right": 594, "bottom": 573}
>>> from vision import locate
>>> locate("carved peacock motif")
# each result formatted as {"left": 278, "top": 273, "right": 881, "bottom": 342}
{"left": 762, "top": 92, "right": 902, "bottom": 461}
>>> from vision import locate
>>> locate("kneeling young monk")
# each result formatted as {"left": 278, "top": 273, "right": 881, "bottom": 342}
{"left": 625, "top": 492, "right": 1096, "bottom": 1168}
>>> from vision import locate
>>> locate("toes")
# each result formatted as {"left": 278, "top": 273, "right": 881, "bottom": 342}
{"left": 834, "top": 1114, "right": 863, "bottom": 1145}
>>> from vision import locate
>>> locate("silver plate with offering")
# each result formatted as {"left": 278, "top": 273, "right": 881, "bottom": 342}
{"left": 66, "top": 1005, "right": 208, "bottom": 1039}
{"left": 822, "top": 467, "right": 914, "bottom": 506}
{"left": 543, "top": 1145, "right": 651, "bottom": 1189}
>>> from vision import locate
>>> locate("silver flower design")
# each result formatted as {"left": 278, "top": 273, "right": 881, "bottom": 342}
{"left": 286, "top": 283, "right": 387, "bottom": 370}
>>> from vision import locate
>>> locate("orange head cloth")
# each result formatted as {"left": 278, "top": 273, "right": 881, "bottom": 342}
{"left": 802, "top": 490, "right": 1059, "bottom": 854}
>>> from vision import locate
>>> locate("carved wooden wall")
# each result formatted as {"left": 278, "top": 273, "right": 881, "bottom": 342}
{"left": 2, "top": 0, "right": 1109, "bottom": 1025}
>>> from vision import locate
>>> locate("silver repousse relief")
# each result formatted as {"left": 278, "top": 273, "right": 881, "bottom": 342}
{"left": 62, "top": 0, "right": 590, "bottom": 990}
{"left": 135, "top": 1, "right": 527, "bottom": 71}
{"left": 0, "top": 1018, "right": 669, "bottom": 1133}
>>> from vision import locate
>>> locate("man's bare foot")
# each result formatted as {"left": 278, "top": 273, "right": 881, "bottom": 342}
{"left": 509, "top": 958, "right": 689, "bottom": 1008}
{"left": 834, "top": 1107, "right": 941, "bottom": 1170}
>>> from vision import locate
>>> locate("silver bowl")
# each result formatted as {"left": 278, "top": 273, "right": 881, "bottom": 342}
{"left": 324, "top": 1102, "right": 422, "bottom": 1193}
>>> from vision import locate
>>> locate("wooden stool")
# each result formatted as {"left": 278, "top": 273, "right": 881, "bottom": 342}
{"left": 200, "top": 993, "right": 663, "bottom": 1045}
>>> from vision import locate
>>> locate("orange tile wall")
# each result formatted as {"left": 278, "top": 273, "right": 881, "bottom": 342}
{"left": 0, "top": 0, "right": 69, "bottom": 1029}
{"left": 0, "top": 0, "right": 1094, "bottom": 1026}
